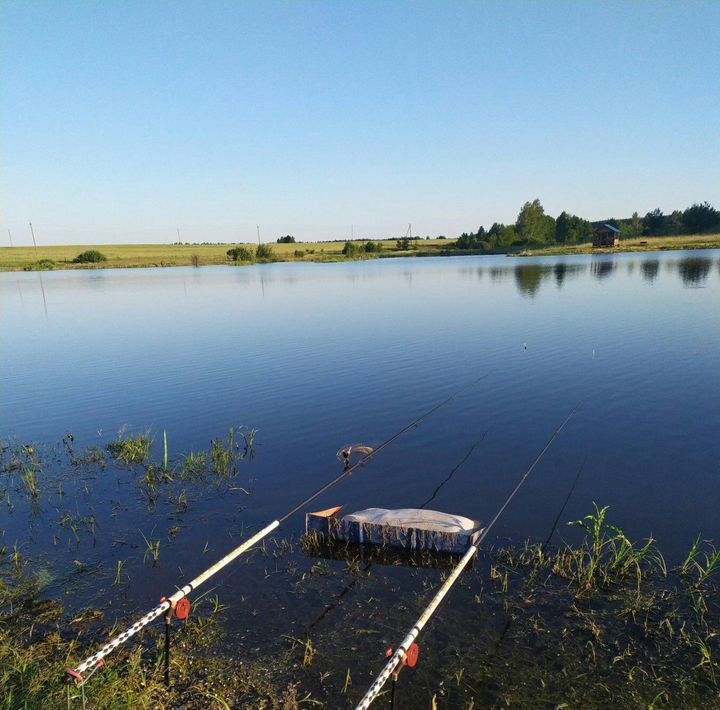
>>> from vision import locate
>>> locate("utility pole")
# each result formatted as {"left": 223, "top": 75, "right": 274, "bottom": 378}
{"left": 176, "top": 227, "right": 181, "bottom": 243}
{"left": 29, "top": 222, "right": 38, "bottom": 255}
{"left": 351, "top": 224, "right": 354, "bottom": 240}
{"left": 7, "top": 228, "right": 13, "bottom": 247}
{"left": 256, "top": 225, "right": 261, "bottom": 245}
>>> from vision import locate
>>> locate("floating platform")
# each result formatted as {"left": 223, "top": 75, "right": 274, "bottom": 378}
{"left": 306, "top": 506, "right": 483, "bottom": 554}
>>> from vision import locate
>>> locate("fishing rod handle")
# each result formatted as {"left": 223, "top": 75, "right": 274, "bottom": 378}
{"left": 355, "top": 544, "right": 478, "bottom": 709}
{"left": 70, "top": 519, "right": 280, "bottom": 679}
{"left": 72, "top": 600, "right": 170, "bottom": 677}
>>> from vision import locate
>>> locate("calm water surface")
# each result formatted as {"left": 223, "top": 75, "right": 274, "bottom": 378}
{"left": 2, "top": 251, "right": 719, "bottom": 558}
{"left": 2, "top": 251, "right": 720, "bottom": 705}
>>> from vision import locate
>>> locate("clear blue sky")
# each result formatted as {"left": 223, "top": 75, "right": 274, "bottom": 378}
{"left": 2, "top": 0, "right": 718, "bottom": 245}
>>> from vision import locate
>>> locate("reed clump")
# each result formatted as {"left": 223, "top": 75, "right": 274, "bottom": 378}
{"left": 108, "top": 430, "right": 153, "bottom": 465}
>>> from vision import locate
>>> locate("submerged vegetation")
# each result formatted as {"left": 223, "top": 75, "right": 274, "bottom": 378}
{"left": 108, "top": 429, "right": 153, "bottom": 464}
{"left": 0, "top": 467, "right": 719, "bottom": 707}
{"left": 1, "top": 427, "right": 718, "bottom": 707}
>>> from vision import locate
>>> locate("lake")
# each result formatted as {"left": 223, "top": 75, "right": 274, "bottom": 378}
{"left": 2, "top": 250, "right": 719, "bottom": 706}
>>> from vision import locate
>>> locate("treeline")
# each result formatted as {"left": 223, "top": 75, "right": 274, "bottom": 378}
{"left": 456, "top": 200, "right": 720, "bottom": 250}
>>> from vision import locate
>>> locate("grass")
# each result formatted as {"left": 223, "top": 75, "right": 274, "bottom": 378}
{"left": 107, "top": 430, "right": 153, "bottom": 465}
{"left": 0, "top": 551, "right": 310, "bottom": 708}
{"left": 139, "top": 530, "right": 161, "bottom": 565}
{"left": 516, "top": 233, "right": 720, "bottom": 256}
{"left": 2, "top": 234, "right": 718, "bottom": 271}
{"left": 0, "top": 239, "right": 452, "bottom": 271}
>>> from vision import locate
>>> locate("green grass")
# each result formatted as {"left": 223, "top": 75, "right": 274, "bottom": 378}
{"left": 2, "top": 234, "right": 718, "bottom": 271}
{"left": 107, "top": 430, "right": 153, "bottom": 465}
{"left": 0, "top": 239, "right": 452, "bottom": 271}
{"left": 517, "top": 233, "right": 720, "bottom": 256}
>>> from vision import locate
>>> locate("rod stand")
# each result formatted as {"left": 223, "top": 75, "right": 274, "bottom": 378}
{"left": 163, "top": 601, "right": 174, "bottom": 687}
{"left": 390, "top": 672, "right": 397, "bottom": 709}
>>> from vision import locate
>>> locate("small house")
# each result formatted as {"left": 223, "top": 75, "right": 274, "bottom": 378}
{"left": 593, "top": 224, "right": 620, "bottom": 248}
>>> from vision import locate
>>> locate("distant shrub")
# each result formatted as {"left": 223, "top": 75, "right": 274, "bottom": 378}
{"left": 294, "top": 250, "right": 305, "bottom": 258}
{"left": 342, "top": 241, "right": 359, "bottom": 256}
{"left": 191, "top": 254, "right": 200, "bottom": 267}
{"left": 24, "top": 259, "right": 55, "bottom": 271}
{"left": 256, "top": 244, "right": 275, "bottom": 260}
{"left": 226, "top": 246, "right": 254, "bottom": 261}
{"left": 364, "top": 241, "right": 382, "bottom": 253}
{"left": 73, "top": 250, "right": 107, "bottom": 263}
{"left": 277, "top": 235, "right": 296, "bottom": 243}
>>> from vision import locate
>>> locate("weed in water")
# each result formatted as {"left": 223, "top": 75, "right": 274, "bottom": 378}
{"left": 180, "top": 451, "right": 208, "bottom": 481}
{"left": 139, "top": 530, "right": 161, "bottom": 565}
{"left": 114, "top": 559, "right": 125, "bottom": 586}
{"left": 108, "top": 430, "right": 152, "bottom": 464}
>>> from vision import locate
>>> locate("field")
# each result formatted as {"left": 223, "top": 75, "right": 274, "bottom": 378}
{"left": 0, "top": 239, "right": 451, "bottom": 271}
{"left": 517, "top": 233, "right": 720, "bottom": 257}
{"left": 1, "top": 234, "right": 719, "bottom": 271}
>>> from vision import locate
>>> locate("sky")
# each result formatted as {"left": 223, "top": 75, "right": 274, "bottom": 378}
{"left": 1, "top": 0, "right": 719, "bottom": 245}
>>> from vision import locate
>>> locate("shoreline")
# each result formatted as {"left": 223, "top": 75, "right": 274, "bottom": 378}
{"left": 1, "top": 233, "right": 719, "bottom": 272}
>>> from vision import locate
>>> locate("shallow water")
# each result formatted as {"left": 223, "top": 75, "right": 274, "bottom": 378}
{"left": 2, "top": 251, "right": 720, "bottom": 706}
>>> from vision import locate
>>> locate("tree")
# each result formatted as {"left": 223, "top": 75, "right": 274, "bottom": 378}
{"left": 620, "top": 211, "right": 642, "bottom": 240}
{"left": 516, "top": 199, "right": 554, "bottom": 243}
{"left": 396, "top": 237, "right": 411, "bottom": 250}
{"left": 276, "top": 235, "right": 295, "bottom": 243}
{"left": 642, "top": 208, "right": 665, "bottom": 235}
{"left": 227, "top": 246, "right": 254, "bottom": 261}
{"left": 669, "top": 210, "right": 684, "bottom": 234}
{"left": 555, "top": 212, "right": 571, "bottom": 244}
{"left": 682, "top": 202, "right": 720, "bottom": 234}
{"left": 342, "top": 241, "right": 359, "bottom": 256}
{"left": 456, "top": 232, "right": 478, "bottom": 250}
{"left": 73, "top": 250, "right": 107, "bottom": 263}
{"left": 256, "top": 243, "right": 275, "bottom": 260}
{"left": 364, "top": 241, "right": 382, "bottom": 253}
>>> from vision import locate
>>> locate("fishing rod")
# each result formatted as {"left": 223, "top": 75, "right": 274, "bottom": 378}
{"left": 67, "top": 373, "right": 490, "bottom": 684}
{"left": 354, "top": 401, "right": 581, "bottom": 709}
{"left": 307, "top": 434, "right": 488, "bottom": 634}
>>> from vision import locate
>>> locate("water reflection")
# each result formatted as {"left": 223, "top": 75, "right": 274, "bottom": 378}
{"left": 554, "top": 262, "right": 567, "bottom": 288}
{"left": 489, "top": 267, "right": 506, "bottom": 283}
{"left": 678, "top": 257, "right": 712, "bottom": 287}
{"left": 514, "top": 264, "right": 552, "bottom": 297}
{"left": 591, "top": 259, "right": 616, "bottom": 280}
{"left": 641, "top": 260, "right": 660, "bottom": 283}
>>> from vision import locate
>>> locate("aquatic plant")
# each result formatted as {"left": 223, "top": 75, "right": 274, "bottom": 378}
{"left": 180, "top": 451, "right": 208, "bottom": 481}
{"left": 139, "top": 530, "right": 161, "bottom": 565}
{"left": 680, "top": 536, "right": 720, "bottom": 586}
{"left": 21, "top": 465, "right": 40, "bottom": 499}
{"left": 163, "top": 430, "right": 169, "bottom": 471}
{"left": 550, "top": 503, "right": 658, "bottom": 593}
{"left": 113, "top": 559, "right": 125, "bottom": 586}
{"left": 108, "top": 430, "right": 152, "bottom": 464}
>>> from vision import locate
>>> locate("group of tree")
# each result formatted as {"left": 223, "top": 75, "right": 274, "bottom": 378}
{"left": 342, "top": 241, "right": 383, "bottom": 255}
{"left": 276, "top": 235, "right": 295, "bottom": 243}
{"left": 226, "top": 244, "right": 275, "bottom": 262}
{"left": 455, "top": 200, "right": 719, "bottom": 250}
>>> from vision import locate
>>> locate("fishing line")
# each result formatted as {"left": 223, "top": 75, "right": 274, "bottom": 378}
{"left": 355, "top": 400, "right": 582, "bottom": 709}
{"left": 307, "top": 432, "right": 490, "bottom": 633}
{"left": 68, "top": 373, "right": 490, "bottom": 683}
{"left": 416, "top": 431, "right": 488, "bottom": 509}
{"left": 542, "top": 454, "right": 587, "bottom": 552}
